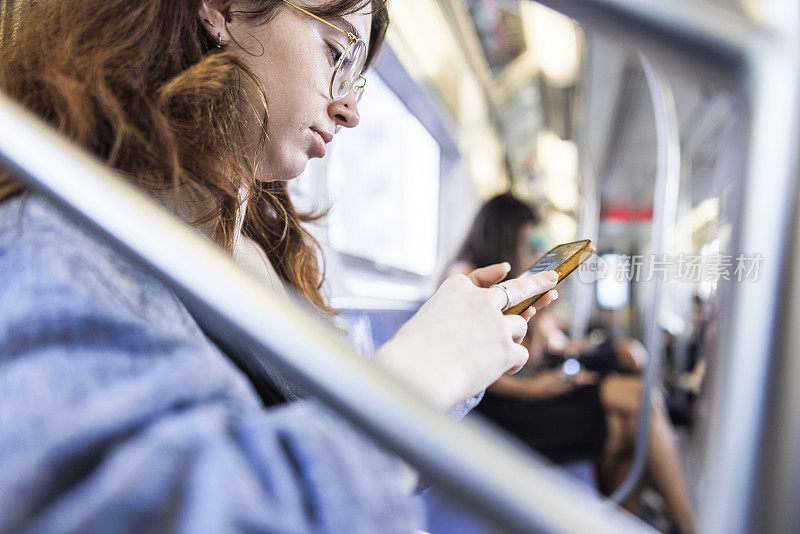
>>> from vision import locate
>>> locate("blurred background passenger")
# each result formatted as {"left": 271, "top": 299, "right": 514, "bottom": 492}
{"left": 446, "top": 193, "right": 696, "bottom": 533}
{"left": 663, "top": 295, "right": 712, "bottom": 428}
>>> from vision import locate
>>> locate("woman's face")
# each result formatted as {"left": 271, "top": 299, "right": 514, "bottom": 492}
{"left": 517, "top": 222, "right": 539, "bottom": 272}
{"left": 201, "top": 1, "right": 372, "bottom": 181}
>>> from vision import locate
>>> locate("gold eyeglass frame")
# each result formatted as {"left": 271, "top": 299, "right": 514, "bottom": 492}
{"left": 282, "top": 0, "right": 367, "bottom": 102}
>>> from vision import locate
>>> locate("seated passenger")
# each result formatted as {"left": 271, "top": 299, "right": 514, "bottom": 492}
{"left": 447, "top": 193, "right": 696, "bottom": 533}
{"left": 0, "top": 1, "right": 560, "bottom": 532}
{"left": 664, "top": 295, "right": 713, "bottom": 427}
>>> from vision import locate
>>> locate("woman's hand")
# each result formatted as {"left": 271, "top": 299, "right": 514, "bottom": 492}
{"left": 373, "top": 263, "right": 559, "bottom": 410}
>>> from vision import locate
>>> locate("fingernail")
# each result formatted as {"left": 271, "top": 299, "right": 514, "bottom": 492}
{"left": 552, "top": 290, "right": 559, "bottom": 300}
{"left": 502, "top": 262, "right": 511, "bottom": 272}
{"left": 547, "top": 271, "right": 559, "bottom": 282}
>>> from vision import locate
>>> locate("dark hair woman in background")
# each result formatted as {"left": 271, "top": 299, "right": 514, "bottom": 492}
{"left": 448, "top": 193, "right": 696, "bottom": 533}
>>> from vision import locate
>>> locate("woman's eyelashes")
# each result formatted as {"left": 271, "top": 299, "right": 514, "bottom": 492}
{"left": 327, "top": 43, "right": 342, "bottom": 66}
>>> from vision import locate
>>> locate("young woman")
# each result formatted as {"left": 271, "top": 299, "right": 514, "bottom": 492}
{"left": 0, "top": 1, "right": 558, "bottom": 532}
{"left": 447, "top": 193, "right": 696, "bottom": 533}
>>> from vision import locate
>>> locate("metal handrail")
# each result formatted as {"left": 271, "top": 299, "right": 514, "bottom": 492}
{"left": 1, "top": 0, "right": 797, "bottom": 531}
{"left": 571, "top": 32, "right": 600, "bottom": 339}
{"left": 0, "top": 91, "right": 650, "bottom": 533}
{"left": 610, "top": 50, "right": 681, "bottom": 504}
{"left": 537, "top": 1, "right": 799, "bottom": 532}
{"left": 698, "top": 7, "right": 800, "bottom": 532}
{"left": 535, "top": 0, "right": 760, "bottom": 76}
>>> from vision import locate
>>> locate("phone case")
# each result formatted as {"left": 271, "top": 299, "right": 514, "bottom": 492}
{"left": 503, "top": 239, "right": 596, "bottom": 315}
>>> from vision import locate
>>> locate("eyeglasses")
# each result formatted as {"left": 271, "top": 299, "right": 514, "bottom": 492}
{"left": 282, "top": 0, "right": 367, "bottom": 102}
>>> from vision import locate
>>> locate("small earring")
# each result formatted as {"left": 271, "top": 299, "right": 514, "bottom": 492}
{"left": 203, "top": 18, "right": 215, "bottom": 28}
{"left": 217, "top": 32, "right": 224, "bottom": 48}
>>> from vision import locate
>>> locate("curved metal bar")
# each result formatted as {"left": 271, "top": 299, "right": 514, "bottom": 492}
{"left": 750, "top": 158, "right": 800, "bottom": 534}
{"left": 534, "top": 0, "right": 758, "bottom": 78}
{"left": 0, "top": 91, "right": 653, "bottom": 533}
{"left": 610, "top": 50, "right": 681, "bottom": 504}
{"left": 571, "top": 31, "right": 601, "bottom": 338}
{"left": 521, "top": 2, "right": 799, "bottom": 531}
{"left": 698, "top": 14, "right": 800, "bottom": 532}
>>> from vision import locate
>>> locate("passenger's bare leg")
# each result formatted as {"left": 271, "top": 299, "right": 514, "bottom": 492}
{"left": 645, "top": 397, "right": 696, "bottom": 533}
{"left": 598, "top": 376, "right": 640, "bottom": 486}
{"left": 599, "top": 375, "right": 642, "bottom": 413}
{"left": 599, "top": 376, "right": 696, "bottom": 533}
{"left": 613, "top": 338, "right": 647, "bottom": 373}
{"left": 597, "top": 411, "right": 642, "bottom": 515}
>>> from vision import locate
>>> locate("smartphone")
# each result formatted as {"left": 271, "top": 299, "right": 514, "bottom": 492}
{"left": 504, "top": 239, "right": 595, "bottom": 315}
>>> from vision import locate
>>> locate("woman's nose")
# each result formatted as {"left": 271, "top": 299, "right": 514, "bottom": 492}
{"left": 328, "top": 92, "right": 360, "bottom": 130}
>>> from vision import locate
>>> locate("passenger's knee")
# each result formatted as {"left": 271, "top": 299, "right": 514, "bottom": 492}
{"left": 600, "top": 375, "right": 643, "bottom": 414}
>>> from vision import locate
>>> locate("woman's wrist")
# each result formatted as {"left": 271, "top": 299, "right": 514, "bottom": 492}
{"left": 373, "top": 341, "right": 459, "bottom": 411}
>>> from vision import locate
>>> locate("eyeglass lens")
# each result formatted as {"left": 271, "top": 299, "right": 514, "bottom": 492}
{"left": 332, "top": 39, "right": 366, "bottom": 100}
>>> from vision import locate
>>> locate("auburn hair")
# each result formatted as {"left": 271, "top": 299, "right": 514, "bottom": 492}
{"left": 0, "top": 0, "right": 389, "bottom": 314}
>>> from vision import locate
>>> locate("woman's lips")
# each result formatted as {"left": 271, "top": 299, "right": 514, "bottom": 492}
{"left": 313, "top": 128, "right": 334, "bottom": 143}
{"left": 310, "top": 128, "right": 332, "bottom": 158}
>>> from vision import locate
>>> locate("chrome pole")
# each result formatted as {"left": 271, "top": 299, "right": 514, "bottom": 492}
{"left": 526, "top": 1, "right": 798, "bottom": 531}
{"left": 748, "top": 163, "right": 800, "bottom": 534}
{"left": 610, "top": 50, "right": 681, "bottom": 504}
{"left": 534, "top": 0, "right": 758, "bottom": 77}
{"left": 3, "top": 0, "right": 795, "bottom": 531}
{"left": 0, "top": 92, "right": 651, "bottom": 533}
{"left": 572, "top": 32, "right": 601, "bottom": 339}
{"left": 698, "top": 6, "right": 800, "bottom": 531}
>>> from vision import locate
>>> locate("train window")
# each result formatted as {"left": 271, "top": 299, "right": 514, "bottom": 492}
{"left": 596, "top": 253, "right": 629, "bottom": 309}
{"left": 325, "top": 73, "right": 441, "bottom": 276}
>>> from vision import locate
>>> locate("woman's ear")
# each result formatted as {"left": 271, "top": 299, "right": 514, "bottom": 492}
{"left": 198, "top": 0, "right": 233, "bottom": 46}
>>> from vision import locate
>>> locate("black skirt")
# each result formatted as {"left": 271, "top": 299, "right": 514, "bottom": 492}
{"left": 475, "top": 383, "right": 607, "bottom": 464}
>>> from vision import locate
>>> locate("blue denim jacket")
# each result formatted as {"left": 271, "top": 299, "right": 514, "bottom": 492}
{"left": 0, "top": 194, "right": 425, "bottom": 533}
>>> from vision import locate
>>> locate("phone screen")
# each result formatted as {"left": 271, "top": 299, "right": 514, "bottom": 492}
{"left": 517, "top": 240, "right": 592, "bottom": 279}
{"left": 504, "top": 239, "right": 594, "bottom": 315}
